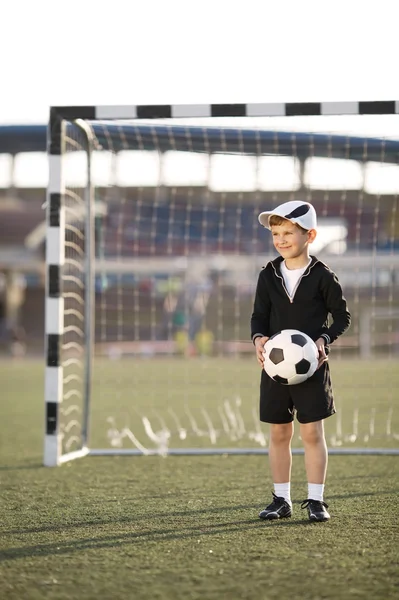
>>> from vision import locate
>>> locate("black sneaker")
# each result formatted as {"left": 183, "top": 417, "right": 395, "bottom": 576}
{"left": 301, "top": 499, "right": 330, "bottom": 522}
{"left": 259, "top": 493, "right": 292, "bottom": 520}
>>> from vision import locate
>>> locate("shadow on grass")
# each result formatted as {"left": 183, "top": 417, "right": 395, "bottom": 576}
{"left": 0, "top": 463, "right": 43, "bottom": 471}
{"left": 4, "top": 503, "right": 260, "bottom": 536}
{"left": 264, "top": 519, "right": 313, "bottom": 526}
{"left": 1, "top": 498, "right": 342, "bottom": 565}
{"left": 0, "top": 514, "right": 328, "bottom": 563}
{"left": 1, "top": 518, "right": 269, "bottom": 562}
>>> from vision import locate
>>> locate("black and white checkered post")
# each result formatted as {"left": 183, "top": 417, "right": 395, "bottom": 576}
{"left": 44, "top": 112, "right": 66, "bottom": 466}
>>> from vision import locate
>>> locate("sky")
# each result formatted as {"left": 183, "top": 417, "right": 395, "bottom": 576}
{"left": 1, "top": 0, "right": 399, "bottom": 129}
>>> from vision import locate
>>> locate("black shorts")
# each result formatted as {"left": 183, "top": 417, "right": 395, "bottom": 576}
{"left": 259, "top": 362, "right": 335, "bottom": 424}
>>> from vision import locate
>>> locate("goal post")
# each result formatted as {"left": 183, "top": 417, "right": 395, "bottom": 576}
{"left": 44, "top": 101, "right": 399, "bottom": 466}
{"left": 45, "top": 118, "right": 94, "bottom": 465}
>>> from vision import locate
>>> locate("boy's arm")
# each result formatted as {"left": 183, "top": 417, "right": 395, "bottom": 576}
{"left": 250, "top": 272, "right": 271, "bottom": 343}
{"left": 319, "top": 270, "right": 351, "bottom": 344}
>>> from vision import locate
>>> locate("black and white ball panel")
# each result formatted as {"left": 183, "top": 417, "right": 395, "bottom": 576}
{"left": 291, "top": 334, "right": 307, "bottom": 347}
{"left": 269, "top": 348, "right": 284, "bottom": 365}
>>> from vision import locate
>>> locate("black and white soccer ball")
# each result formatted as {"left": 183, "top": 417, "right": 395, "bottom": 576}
{"left": 262, "top": 329, "right": 319, "bottom": 385}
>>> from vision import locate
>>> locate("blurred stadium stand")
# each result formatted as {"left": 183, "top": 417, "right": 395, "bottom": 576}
{"left": 0, "top": 124, "right": 398, "bottom": 354}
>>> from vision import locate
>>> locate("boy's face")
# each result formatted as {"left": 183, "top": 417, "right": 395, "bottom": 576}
{"left": 270, "top": 219, "right": 316, "bottom": 260}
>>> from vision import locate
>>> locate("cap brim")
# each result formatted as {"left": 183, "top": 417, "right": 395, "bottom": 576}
{"left": 258, "top": 211, "right": 274, "bottom": 229}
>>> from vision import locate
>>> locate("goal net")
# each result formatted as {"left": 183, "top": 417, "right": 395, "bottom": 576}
{"left": 44, "top": 103, "right": 399, "bottom": 465}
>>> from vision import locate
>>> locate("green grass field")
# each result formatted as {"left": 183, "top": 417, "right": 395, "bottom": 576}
{"left": 1, "top": 358, "right": 398, "bottom": 599}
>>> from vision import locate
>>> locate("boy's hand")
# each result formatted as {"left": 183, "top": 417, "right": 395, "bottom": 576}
{"left": 254, "top": 336, "right": 269, "bottom": 367}
{"left": 315, "top": 337, "right": 328, "bottom": 369}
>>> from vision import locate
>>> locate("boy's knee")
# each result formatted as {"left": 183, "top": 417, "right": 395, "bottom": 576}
{"left": 300, "top": 421, "right": 325, "bottom": 445}
{"left": 270, "top": 423, "right": 293, "bottom": 445}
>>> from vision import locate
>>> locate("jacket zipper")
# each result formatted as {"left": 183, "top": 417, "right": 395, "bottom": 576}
{"left": 271, "top": 260, "right": 319, "bottom": 304}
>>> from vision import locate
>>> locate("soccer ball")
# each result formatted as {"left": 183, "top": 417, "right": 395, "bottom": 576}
{"left": 262, "top": 329, "right": 319, "bottom": 385}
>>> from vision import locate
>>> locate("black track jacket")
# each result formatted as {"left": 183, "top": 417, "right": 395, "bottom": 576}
{"left": 251, "top": 256, "right": 351, "bottom": 346}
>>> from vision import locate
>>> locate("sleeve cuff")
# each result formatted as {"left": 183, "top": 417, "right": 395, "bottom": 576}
{"left": 252, "top": 333, "right": 265, "bottom": 344}
{"left": 321, "top": 333, "right": 331, "bottom": 345}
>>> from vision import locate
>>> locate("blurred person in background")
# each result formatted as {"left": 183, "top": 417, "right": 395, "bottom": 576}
{"left": 0, "top": 272, "right": 27, "bottom": 357}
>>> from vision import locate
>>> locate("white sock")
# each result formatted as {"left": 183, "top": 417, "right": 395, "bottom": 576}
{"left": 274, "top": 483, "right": 292, "bottom": 506}
{"left": 308, "top": 483, "right": 324, "bottom": 502}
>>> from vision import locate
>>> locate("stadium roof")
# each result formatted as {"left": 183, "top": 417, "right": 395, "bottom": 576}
{"left": 0, "top": 124, "right": 399, "bottom": 163}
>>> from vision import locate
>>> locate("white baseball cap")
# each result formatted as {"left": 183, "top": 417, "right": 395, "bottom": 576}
{"left": 258, "top": 200, "right": 317, "bottom": 231}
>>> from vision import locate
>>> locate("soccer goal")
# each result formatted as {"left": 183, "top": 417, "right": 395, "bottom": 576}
{"left": 44, "top": 102, "right": 399, "bottom": 465}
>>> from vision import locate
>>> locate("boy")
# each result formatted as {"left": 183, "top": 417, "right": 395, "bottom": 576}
{"left": 251, "top": 200, "right": 351, "bottom": 522}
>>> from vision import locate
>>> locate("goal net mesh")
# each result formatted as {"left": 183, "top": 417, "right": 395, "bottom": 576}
{"left": 59, "top": 116, "right": 399, "bottom": 456}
